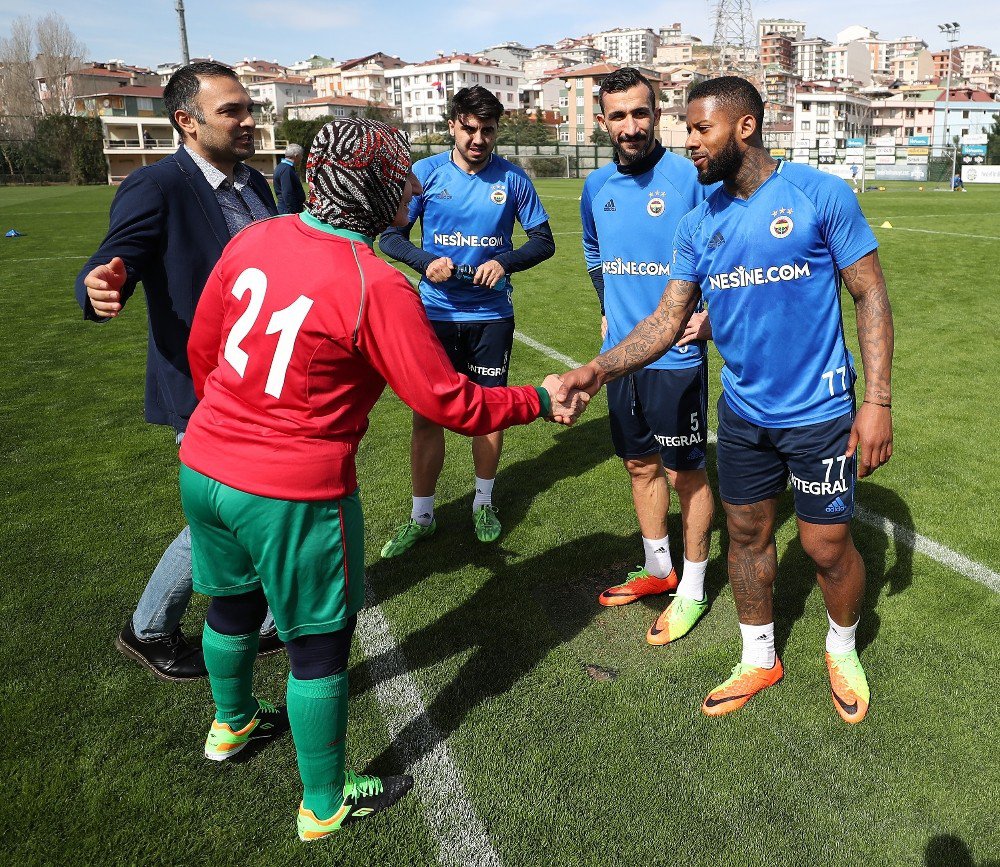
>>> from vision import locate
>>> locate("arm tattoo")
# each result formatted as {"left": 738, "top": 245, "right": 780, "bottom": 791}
{"left": 594, "top": 280, "right": 700, "bottom": 381}
{"left": 841, "top": 252, "right": 894, "bottom": 403}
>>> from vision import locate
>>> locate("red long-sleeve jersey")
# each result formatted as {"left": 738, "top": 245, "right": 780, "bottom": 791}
{"left": 179, "top": 215, "right": 542, "bottom": 501}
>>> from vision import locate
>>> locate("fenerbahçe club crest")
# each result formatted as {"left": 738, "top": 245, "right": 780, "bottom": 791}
{"left": 490, "top": 183, "right": 507, "bottom": 205}
{"left": 647, "top": 191, "right": 666, "bottom": 217}
{"left": 769, "top": 207, "right": 794, "bottom": 238}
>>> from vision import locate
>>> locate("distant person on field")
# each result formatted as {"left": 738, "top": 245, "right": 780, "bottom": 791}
{"left": 952, "top": 173, "right": 966, "bottom": 192}
{"left": 378, "top": 85, "right": 555, "bottom": 555}
{"left": 75, "top": 61, "right": 280, "bottom": 683}
{"left": 558, "top": 76, "right": 894, "bottom": 725}
{"left": 273, "top": 142, "right": 306, "bottom": 213}
{"left": 850, "top": 163, "right": 859, "bottom": 189}
{"left": 179, "top": 117, "right": 587, "bottom": 841}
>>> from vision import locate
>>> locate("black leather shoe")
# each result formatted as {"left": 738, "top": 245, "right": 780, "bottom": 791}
{"left": 116, "top": 621, "right": 207, "bottom": 682}
{"left": 257, "top": 627, "right": 285, "bottom": 657}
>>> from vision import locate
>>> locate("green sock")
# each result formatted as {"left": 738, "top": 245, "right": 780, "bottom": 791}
{"left": 287, "top": 672, "right": 348, "bottom": 820}
{"left": 201, "top": 623, "right": 259, "bottom": 728}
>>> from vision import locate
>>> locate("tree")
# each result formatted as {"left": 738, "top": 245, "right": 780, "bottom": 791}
{"left": 0, "top": 15, "right": 39, "bottom": 175}
{"left": 987, "top": 112, "right": 1000, "bottom": 165}
{"left": 590, "top": 128, "right": 611, "bottom": 146}
{"left": 362, "top": 102, "right": 399, "bottom": 125}
{"left": 497, "top": 112, "right": 554, "bottom": 146}
{"left": 276, "top": 116, "right": 333, "bottom": 175}
{"left": 34, "top": 12, "right": 86, "bottom": 115}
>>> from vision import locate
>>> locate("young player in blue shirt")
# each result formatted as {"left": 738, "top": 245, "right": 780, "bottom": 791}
{"left": 559, "top": 76, "right": 894, "bottom": 724}
{"left": 580, "top": 68, "right": 715, "bottom": 646}
{"left": 379, "top": 86, "right": 555, "bottom": 552}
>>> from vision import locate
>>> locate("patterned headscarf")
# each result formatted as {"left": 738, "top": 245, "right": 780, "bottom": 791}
{"left": 306, "top": 118, "right": 411, "bottom": 238}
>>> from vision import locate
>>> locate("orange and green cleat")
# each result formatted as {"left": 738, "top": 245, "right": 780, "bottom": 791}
{"left": 826, "top": 650, "right": 870, "bottom": 724}
{"left": 204, "top": 698, "right": 284, "bottom": 761}
{"left": 297, "top": 771, "right": 414, "bottom": 841}
{"left": 646, "top": 594, "right": 709, "bottom": 645}
{"left": 702, "top": 659, "right": 784, "bottom": 717}
{"left": 598, "top": 567, "right": 678, "bottom": 607}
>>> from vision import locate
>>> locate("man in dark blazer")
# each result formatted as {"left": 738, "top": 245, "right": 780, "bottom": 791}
{"left": 76, "top": 61, "right": 280, "bottom": 681}
{"left": 273, "top": 142, "right": 306, "bottom": 213}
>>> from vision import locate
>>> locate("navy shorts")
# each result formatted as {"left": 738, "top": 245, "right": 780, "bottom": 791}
{"left": 716, "top": 395, "right": 856, "bottom": 524}
{"left": 606, "top": 363, "right": 708, "bottom": 471}
{"left": 430, "top": 318, "right": 515, "bottom": 387}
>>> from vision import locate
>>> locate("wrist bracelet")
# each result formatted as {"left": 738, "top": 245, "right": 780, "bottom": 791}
{"left": 863, "top": 399, "right": 891, "bottom": 408}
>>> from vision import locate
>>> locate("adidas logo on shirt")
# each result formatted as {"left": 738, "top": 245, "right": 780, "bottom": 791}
{"left": 825, "top": 497, "right": 847, "bottom": 514}
{"left": 604, "top": 199, "right": 616, "bottom": 212}
{"left": 687, "top": 447, "right": 705, "bottom": 462}
{"left": 708, "top": 231, "right": 726, "bottom": 249}
{"left": 439, "top": 189, "right": 452, "bottom": 200}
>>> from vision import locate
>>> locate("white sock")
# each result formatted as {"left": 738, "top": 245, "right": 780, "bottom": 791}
{"left": 642, "top": 535, "right": 673, "bottom": 577}
{"left": 739, "top": 622, "right": 776, "bottom": 668}
{"left": 411, "top": 495, "right": 435, "bottom": 526}
{"left": 825, "top": 613, "right": 859, "bottom": 654}
{"left": 473, "top": 476, "right": 495, "bottom": 510}
{"left": 676, "top": 557, "right": 708, "bottom": 601}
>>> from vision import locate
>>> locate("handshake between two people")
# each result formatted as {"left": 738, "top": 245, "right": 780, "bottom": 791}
{"left": 540, "top": 374, "right": 592, "bottom": 426}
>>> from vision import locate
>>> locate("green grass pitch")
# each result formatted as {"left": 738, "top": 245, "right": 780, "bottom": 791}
{"left": 2, "top": 178, "right": 998, "bottom": 866}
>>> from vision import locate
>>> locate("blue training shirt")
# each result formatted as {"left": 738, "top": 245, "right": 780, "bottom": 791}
{"left": 409, "top": 151, "right": 549, "bottom": 322}
{"left": 581, "top": 147, "right": 711, "bottom": 369}
{"left": 671, "top": 160, "right": 878, "bottom": 427}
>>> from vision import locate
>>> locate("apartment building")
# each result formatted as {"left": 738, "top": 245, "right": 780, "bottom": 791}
{"left": 591, "top": 28, "right": 660, "bottom": 65}
{"left": 889, "top": 50, "right": 933, "bottom": 84}
{"left": 793, "top": 86, "right": 875, "bottom": 149}
{"left": 247, "top": 77, "right": 316, "bottom": 120}
{"left": 933, "top": 50, "right": 962, "bottom": 81}
{"left": 869, "top": 88, "right": 937, "bottom": 141}
{"left": 386, "top": 55, "right": 523, "bottom": 135}
{"left": 285, "top": 94, "right": 373, "bottom": 121}
{"left": 760, "top": 32, "right": 794, "bottom": 72}
{"left": 758, "top": 19, "right": 806, "bottom": 44}
{"left": 479, "top": 42, "right": 532, "bottom": 70}
{"left": 232, "top": 58, "right": 288, "bottom": 86}
{"left": 933, "top": 87, "right": 1000, "bottom": 145}
{"left": 959, "top": 45, "right": 991, "bottom": 77}
{"left": 792, "top": 37, "right": 831, "bottom": 81}
{"left": 823, "top": 41, "right": 873, "bottom": 85}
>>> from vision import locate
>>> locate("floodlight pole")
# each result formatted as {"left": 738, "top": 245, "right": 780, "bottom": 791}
{"left": 939, "top": 22, "right": 960, "bottom": 190}
{"left": 176, "top": 0, "right": 191, "bottom": 66}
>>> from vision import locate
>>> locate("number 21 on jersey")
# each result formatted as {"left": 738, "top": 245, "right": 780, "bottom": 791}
{"left": 223, "top": 268, "right": 314, "bottom": 399}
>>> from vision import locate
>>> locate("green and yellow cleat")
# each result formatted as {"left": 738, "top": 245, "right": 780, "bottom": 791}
{"left": 380, "top": 518, "right": 436, "bottom": 558}
{"left": 646, "top": 594, "right": 709, "bottom": 645}
{"left": 204, "top": 698, "right": 285, "bottom": 761}
{"left": 473, "top": 505, "right": 501, "bottom": 543}
{"left": 297, "top": 771, "right": 414, "bottom": 841}
{"left": 826, "top": 649, "right": 870, "bottom": 724}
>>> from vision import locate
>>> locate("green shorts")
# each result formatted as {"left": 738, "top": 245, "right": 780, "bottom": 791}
{"left": 179, "top": 464, "right": 365, "bottom": 641}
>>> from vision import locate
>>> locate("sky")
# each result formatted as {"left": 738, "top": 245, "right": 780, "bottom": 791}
{"left": 1, "top": 0, "right": 995, "bottom": 70}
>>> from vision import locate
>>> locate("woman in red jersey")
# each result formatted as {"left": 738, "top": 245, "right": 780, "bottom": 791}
{"left": 177, "top": 118, "right": 584, "bottom": 842}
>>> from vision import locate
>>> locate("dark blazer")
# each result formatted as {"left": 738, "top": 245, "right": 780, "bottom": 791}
{"left": 75, "top": 146, "right": 277, "bottom": 431}
{"left": 273, "top": 158, "right": 306, "bottom": 214}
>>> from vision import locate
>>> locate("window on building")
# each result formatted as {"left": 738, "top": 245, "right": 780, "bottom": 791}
{"left": 507, "top": 93, "right": 513, "bottom": 102}
{"left": 962, "top": 110, "right": 969, "bottom": 119}
{"left": 485, "top": 74, "right": 492, "bottom": 84}
{"left": 472, "top": 73, "right": 479, "bottom": 82}
{"left": 817, "top": 121, "right": 829, "bottom": 133}
{"left": 577, "top": 130, "right": 585, "bottom": 142}
{"left": 415, "top": 107, "right": 422, "bottom": 115}
{"left": 427, "top": 91, "right": 433, "bottom": 100}
{"left": 559, "top": 96, "right": 568, "bottom": 108}
{"left": 801, "top": 120, "right": 811, "bottom": 130}
{"left": 506, "top": 77, "right": 513, "bottom": 86}
{"left": 559, "top": 129, "right": 569, "bottom": 142}
{"left": 817, "top": 103, "right": 830, "bottom": 116}
{"left": 577, "top": 96, "right": 584, "bottom": 106}
{"left": 136, "top": 97, "right": 153, "bottom": 112}
{"left": 577, "top": 114, "right": 584, "bottom": 124}
{"left": 802, "top": 101, "right": 811, "bottom": 112}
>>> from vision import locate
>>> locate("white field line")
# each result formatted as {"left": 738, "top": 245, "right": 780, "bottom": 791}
{"left": 868, "top": 221, "right": 999, "bottom": 240}
{"left": 7, "top": 254, "right": 88, "bottom": 262}
{"left": 514, "top": 330, "right": 998, "bottom": 593}
{"left": 355, "top": 605, "right": 502, "bottom": 867}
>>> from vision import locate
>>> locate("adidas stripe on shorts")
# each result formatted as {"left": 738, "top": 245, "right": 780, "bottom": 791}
{"left": 716, "top": 394, "right": 856, "bottom": 524}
